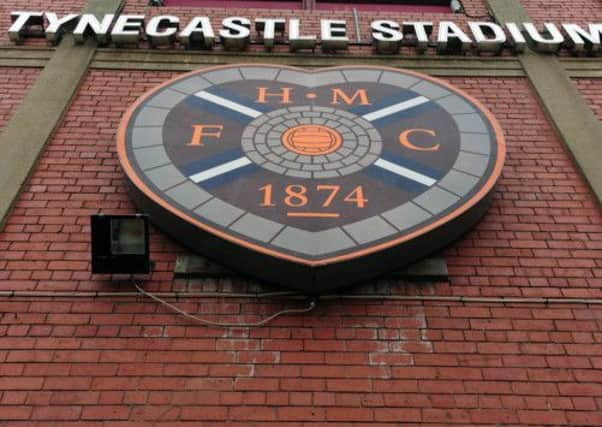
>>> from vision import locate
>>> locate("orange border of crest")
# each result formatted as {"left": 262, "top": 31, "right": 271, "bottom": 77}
{"left": 117, "top": 64, "right": 506, "bottom": 267}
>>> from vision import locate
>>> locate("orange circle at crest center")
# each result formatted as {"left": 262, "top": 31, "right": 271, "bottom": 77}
{"left": 281, "top": 125, "right": 343, "bottom": 156}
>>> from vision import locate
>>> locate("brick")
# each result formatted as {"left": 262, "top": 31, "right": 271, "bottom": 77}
{"left": 373, "top": 380, "right": 419, "bottom": 393}
{"left": 471, "top": 409, "right": 520, "bottom": 424}
{"left": 0, "top": 406, "right": 33, "bottom": 420}
{"left": 25, "top": 391, "right": 52, "bottom": 405}
{"left": 276, "top": 407, "right": 325, "bottom": 421}
{"left": 433, "top": 342, "right": 477, "bottom": 353}
{"left": 1, "top": 390, "right": 27, "bottom": 405}
{"left": 92, "top": 377, "right": 139, "bottom": 391}
{"left": 81, "top": 405, "right": 130, "bottom": 420}
{"left": 571, "top": 396, "right": 597, "bottom": 411}
{"left": 180, "top": 406, "right": 228, "bottom": 420}
{"left": 232, "top": 377, "right": 277, "bottom": 391}
{"left": 138, "top": 377, "right": 188, "bottom": 391}
{"left": 50, "top": 391, "right": 100, "bottom": 405}
{"left": 423, "top": 408, "right": 471, "bottom": 423}
{"left": 229, "top": 406, "right": 277, "bottom": 421}
{"left": 465, "top": 381, "right": 513, "bottom": 395}
{"left": 518, "top": 410, "right": 568, "bottom": 425}
{"left": 184, "top": 378, "right": 233, "bottom": 391}
{"left": 326, "top": 379, "right": 371, "bottom": 392}
{"left": 0, "top": 377, "right": 43, "bottom": 390}
{"left": 482, "top": 367, "right": 528, "bottom": 381}
{"left": 547, "top": 356, "right": 592, "bottom": 369}
{"left": 31, "top": 406, "right": 82, "bottom": 420}
{"left": 477, "top": 343, "right": 520, "bottom": 354}
{"left": 255, "top": 365, "right": 301, "bottom": 378}
{"left": 559, "top": 383, "right": 602, "bottom": 396}
{"left": 163, "top": 364, "right": 210, "bottom": 377}
{"left": 130, "top": 405, "right": 180, "bottom": 421}
{"left": 281, "top": 379, "right": 325, "bottom": 392}
{"left": 512, "top": 382, "right": 560, "bottom": 396}
{"left": 566, "top": 411, "right": 602, "bottom": 426}
{"left": 43, "top": 376, "right": 92, "bottom": 390}
{"left": 419, "top": 380, "right": 465, "bottom": 394}
{"left": 374, "top": 407, "right": 421, "bottom": 422}
{"left": 326, "top": 407, "right": 373, "bottom": 422}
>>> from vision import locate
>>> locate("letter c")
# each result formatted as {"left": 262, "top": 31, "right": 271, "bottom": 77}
{"left": 399, "top": 129, "right": 440, "bottom": 152}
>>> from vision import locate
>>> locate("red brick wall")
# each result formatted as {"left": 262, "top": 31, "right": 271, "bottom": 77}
{"left": 0, "top": 67, "right": 40, "bottom": 130}
{"left": 1, "top": 1, "right": 602, "bottom": 425}
{"left": 575, "top": 78, "right": 602, "bottom": 121}
{"left": 1, "top": 69, "right": 601, "bottom": 425}
{"left": 0, "top": 70, "right": 181, "bottom": 292}
{"left": 521, "top": 0, "right": 602, "bottom": 25}
{"left": 1, "top": 298, "right": 601, "bottom": 425}
{"left": 445, "top": 77, "right": 602, "bottom": 300}
{"left": 3, "top": 72, "right": 601, "bottom": 297}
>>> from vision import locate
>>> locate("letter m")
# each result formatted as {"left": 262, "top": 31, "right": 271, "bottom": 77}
{"left": 331, "top": 88, "right": 371, "bottom": 106}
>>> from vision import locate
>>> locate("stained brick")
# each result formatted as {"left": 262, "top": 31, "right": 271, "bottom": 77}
{"left": 31, "top": 406, "right": 82, "bottom": 421}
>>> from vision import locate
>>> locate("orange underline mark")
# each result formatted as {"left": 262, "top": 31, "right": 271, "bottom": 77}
{"left": 287, "top": 212, "right": 341, "bottom": 218}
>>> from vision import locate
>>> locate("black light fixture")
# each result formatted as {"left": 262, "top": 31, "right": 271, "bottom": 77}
{"left": 91, "top": 214, "right": 152, "bottom": 275}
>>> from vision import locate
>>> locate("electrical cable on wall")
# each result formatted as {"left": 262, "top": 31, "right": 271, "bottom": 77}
{"left": 133, "top": 280, "right": 317, "bottom": 327}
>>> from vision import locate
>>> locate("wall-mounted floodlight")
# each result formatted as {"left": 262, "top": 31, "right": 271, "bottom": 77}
{"left": 91, "top": 214, "right": 152, "bottom": 274}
